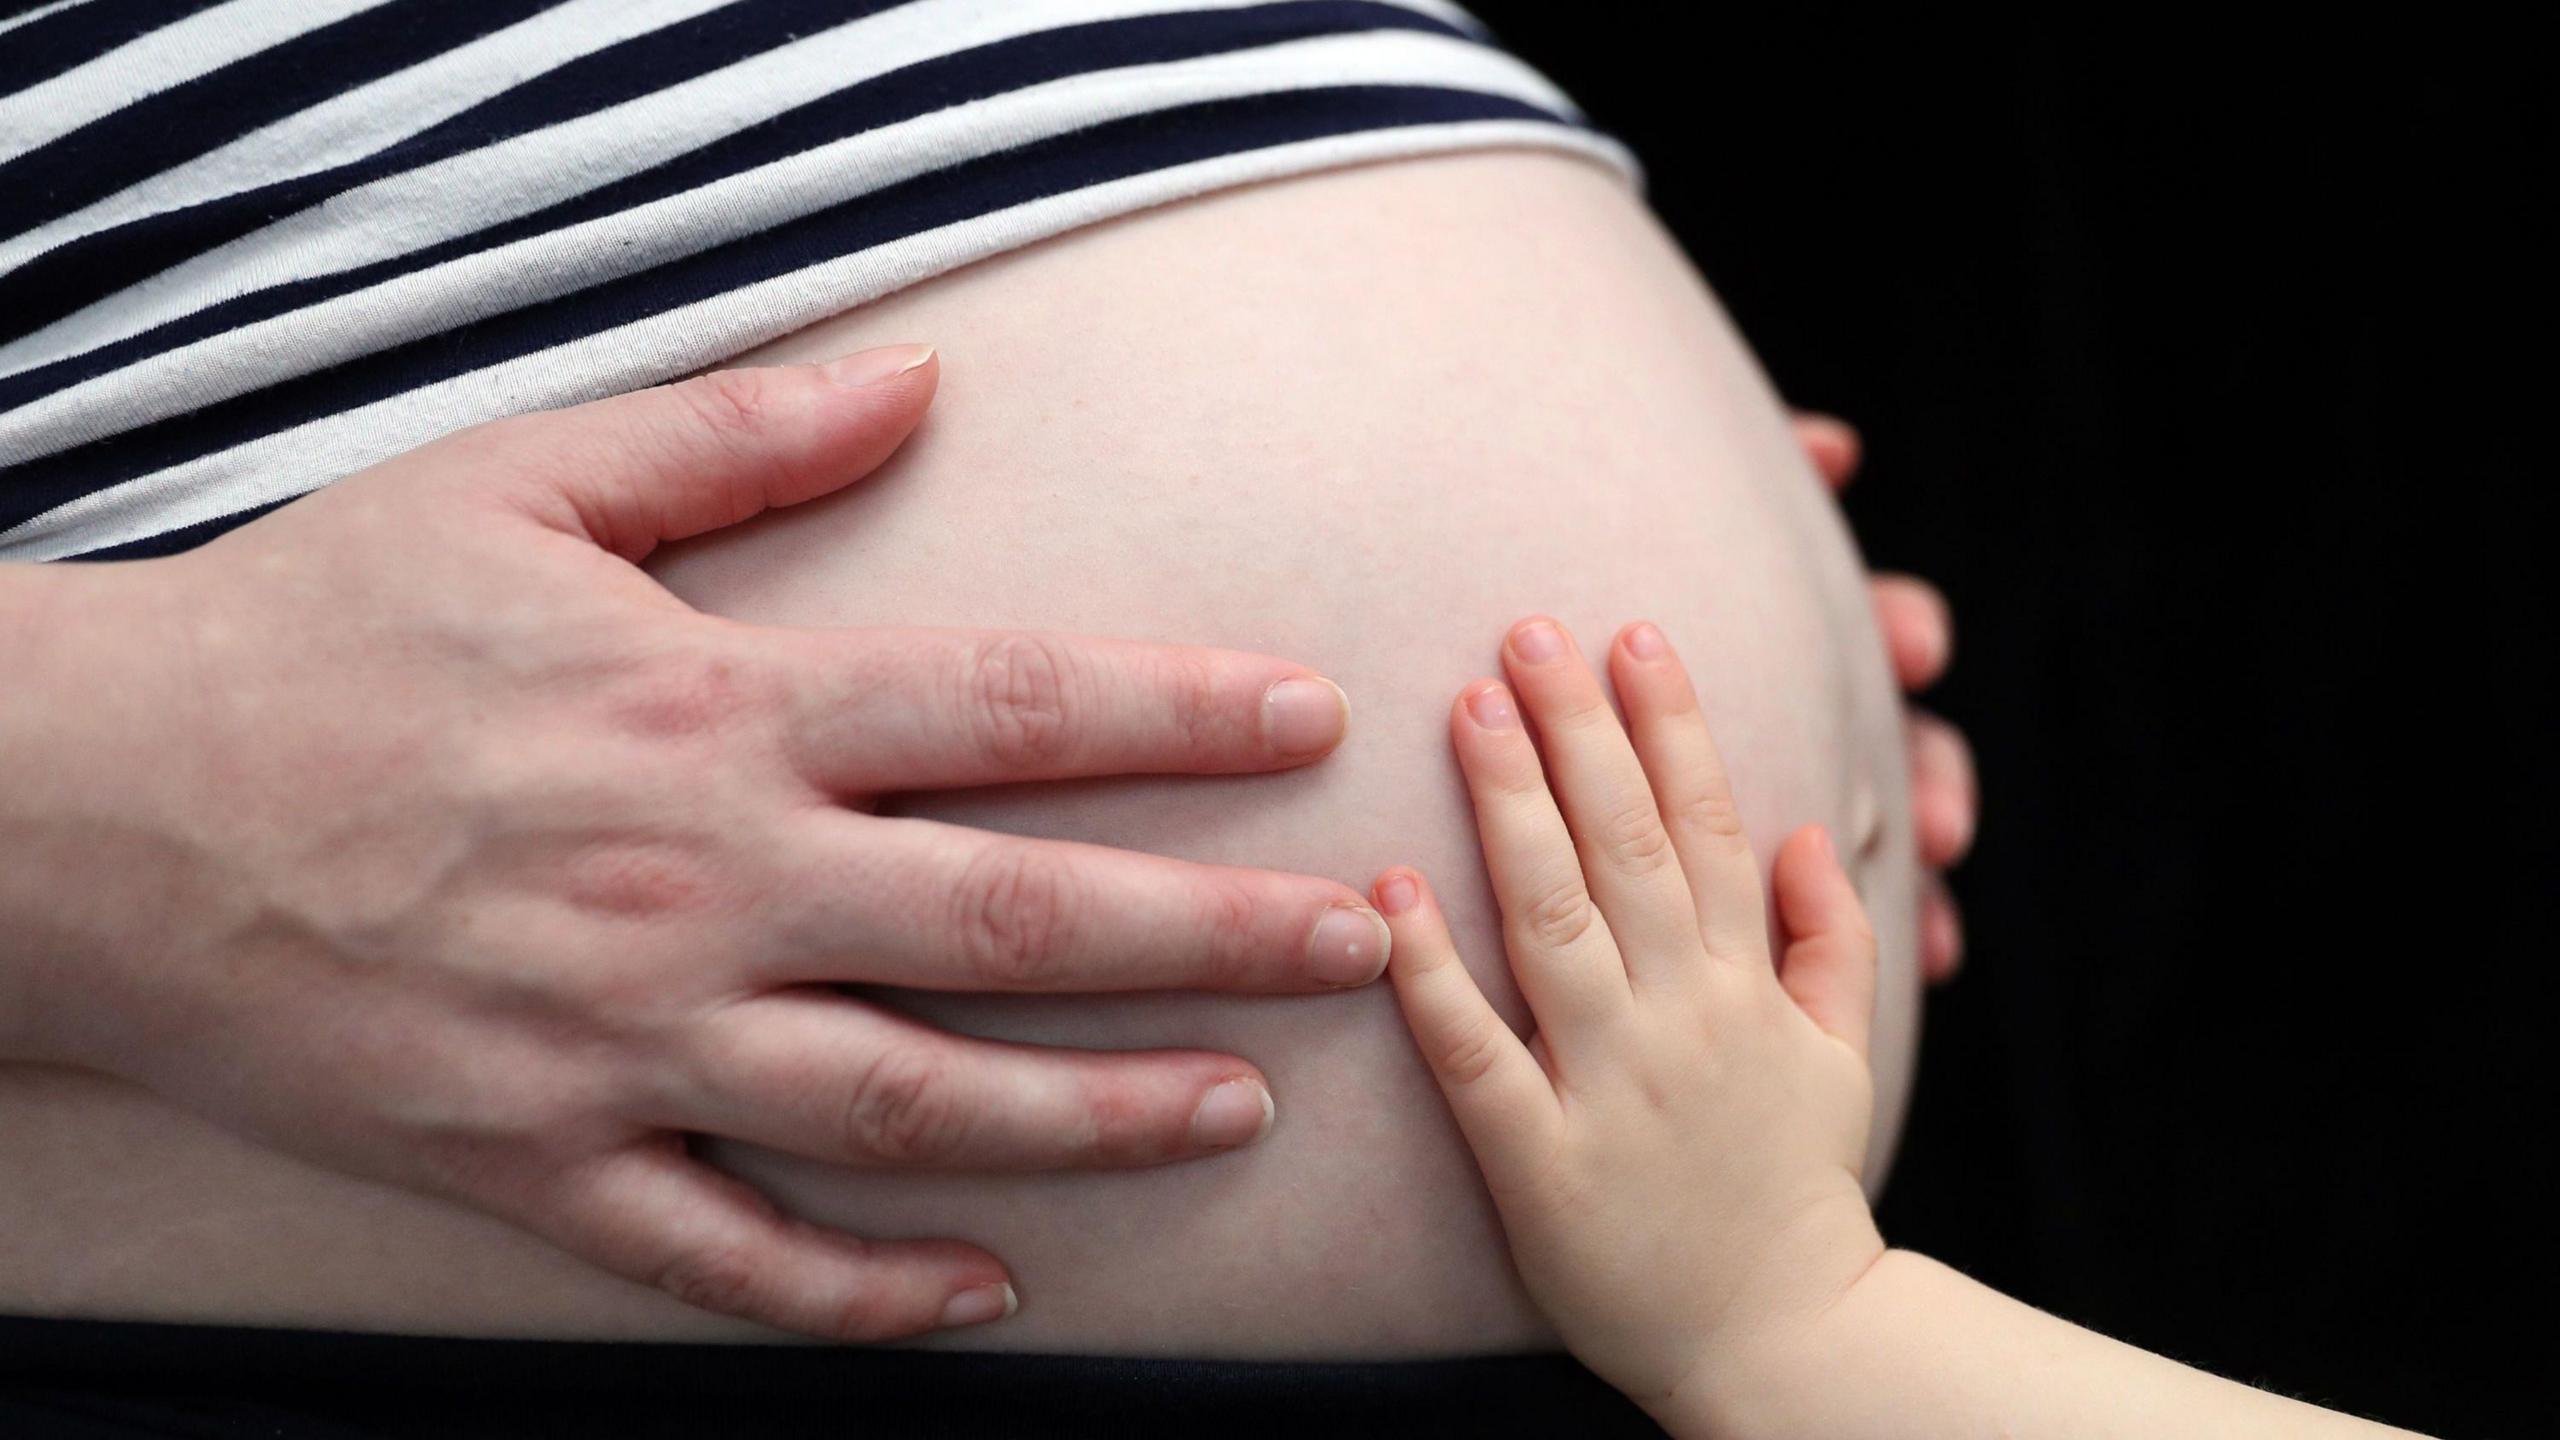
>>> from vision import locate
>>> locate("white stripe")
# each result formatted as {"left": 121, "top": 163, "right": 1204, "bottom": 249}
{"left": 0, "top": 0, "right": 741, "bottom": 280}
{"left": 0, "top": 0, "right": 95, "bottom": 43}
{"left": 1391, "top": 0, "right": 1488, "bottom": 34}
{"left": 1, "top": 118, "right": 1633, "bottom": 560}
{"left": 0, "top": 0, "right": 390, "bottom": 157}
{"left": 0, "top": 26, "right": 1577, "bottom": 466}
{"left": 0, "top": 0, "right": 1484, "bottom": 378}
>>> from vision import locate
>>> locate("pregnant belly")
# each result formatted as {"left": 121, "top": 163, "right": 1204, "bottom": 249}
{"left": 0, "top": 152, "right": 1916, "bottom": 1356}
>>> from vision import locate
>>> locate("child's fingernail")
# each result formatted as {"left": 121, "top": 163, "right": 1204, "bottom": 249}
{"left": 1511, "top": 619, "right": 1566, "bottom": 662}
{"left": 822, "top": 343, "right": 936, "bottom": 387}
{"left": 1375, "top": 870, "right": 1421, "bottom": 916}
{"left": 1464, "top": 683, "right": 1518, "bottom": 730}
{"left": 1623, "top": 621, "right": 1669, "bottom": 659}
{"left": 1191, "top": 1078, "right": 1276, "bottom": 1149}
{"left": 1262, "top": 676, "right": 1349, "bottom": 757}
{"left": 937, "top": 1282, "right": 1017, "bottom": 1329}
{"left": 1307, "top": 903, "right": 1391, "bottom": 985}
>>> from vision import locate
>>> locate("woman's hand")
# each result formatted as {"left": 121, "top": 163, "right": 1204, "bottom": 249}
{"left": 1372, "top": 616, "right": 1885, "bottom": 1413}
{"left": 1791, "top": 412, "right": 1976, "bottom": 981}
{"left": 0, "top": 346, "right": 1390, "bottom": 1341}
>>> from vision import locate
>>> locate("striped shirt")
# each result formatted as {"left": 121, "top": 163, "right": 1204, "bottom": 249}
{"left": 0, "top": 0, "right": 1632, "bottom": 563}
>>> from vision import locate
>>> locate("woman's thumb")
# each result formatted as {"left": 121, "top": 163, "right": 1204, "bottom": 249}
{"left": 472, "top": 344, "right": 936, "bottom": 562}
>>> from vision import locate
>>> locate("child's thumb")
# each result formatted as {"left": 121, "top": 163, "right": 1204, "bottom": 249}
{"left": 1772, "top": 824, "right": 1878, "bottom": 1059}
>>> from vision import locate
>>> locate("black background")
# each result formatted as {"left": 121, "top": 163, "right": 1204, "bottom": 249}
{"left": 1469, "top": 8, "right": 2549, "bottom": 1437}
{"left": 0, "top": 8, "right": 2543, "bottom": 1438}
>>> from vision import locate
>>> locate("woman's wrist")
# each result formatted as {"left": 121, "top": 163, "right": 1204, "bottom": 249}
{"left": 1, "top": 562, "right": 78, "bottom": 1062}
{"left": 0, "top": 558, "right": 186, "bottom": 1068}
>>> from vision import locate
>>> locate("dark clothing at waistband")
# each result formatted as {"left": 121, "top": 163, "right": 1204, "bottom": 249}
{"left": 0, "top": 1314, "right": 1665, "bottom": 1438}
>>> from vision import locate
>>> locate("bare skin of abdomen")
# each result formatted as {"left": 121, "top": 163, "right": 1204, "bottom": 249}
{"left": 0, "top": 151, "right": 1916, "bottom": 1357}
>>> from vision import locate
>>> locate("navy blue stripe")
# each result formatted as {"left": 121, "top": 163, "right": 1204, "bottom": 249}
{"left": 391, "top": 0, "right": 911, "bottom": 157}
{"left": 0, "top": 2, "right": 1457, "bottom": 414}
{"left": 0, "top": 0, "right": 913, "bottom": 347}
{"left": 12, "top": 84, "right": 1571, "bottom": 547}
{"left": 67, "top": 494, "right": 288, "bottom": 561}
{"left": 0, "top": 0, "right": 227, "bottom": 101}
{"left": 0, "top": 0, "right": 566, "bottom": 332}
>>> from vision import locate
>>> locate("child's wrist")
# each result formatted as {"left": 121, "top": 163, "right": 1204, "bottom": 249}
{"left": 1645, "top": 1238, "right": 1904, "bottom": 1440}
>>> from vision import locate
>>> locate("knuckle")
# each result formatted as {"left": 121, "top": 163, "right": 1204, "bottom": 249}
{"left": 673, "top": 367, "right": 773, "bottom": 446}
{"left": 657, "top": 1242, "right": 766, "bottom": 1318}
{"left": 1596, "top": 800, "right": 1678, "bottom": 875}
{"left": 951, "top": 844, "right": 1081, "bottom": 988}
{"left": 558, "top": 835, "right": 721, "bottom": 912}
{"left": 409, "top": 1135, "right": 525, "bottom": 1202}
{"left": 660, "top": 370, "right": 801, "bottom": 520}
{"left": 608, "top": 642, "right": 777, "bottom": 744}
{"left": 1513, "top": 873, "right": 1599, "bottom": 951}
{"left": 1071, "top": 1081, "right": 1153, "bottom": 1167}
{"left": 1434, "top": 1018, "right": 1510, "bottom": 1089}
{"left": 1188, "top": 878, "right": 1265, "bottom": 989}
{"left": 1670, "top": 783, "right": 1750, "bottom": 845}
{"left": 1157, "top": 649, "right": 1225, "bottom": 756}
{"left": 822, "top": 1275, "right": 912, "bottom": 1344}
{"left": 838, "top": 1045, "right": 972, "bottom": 1165}
{"left": 960, "top": 635, "right": 1083, "bottom": 772}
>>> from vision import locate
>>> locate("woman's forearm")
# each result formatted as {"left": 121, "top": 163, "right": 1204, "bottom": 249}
{"left": 1674, "top": 1251, "right": 2423, "bottom": 1440}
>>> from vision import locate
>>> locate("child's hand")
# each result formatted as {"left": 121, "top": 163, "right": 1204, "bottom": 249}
{"left": 1373, "top": 617, "right": 1886, "bottom": 1415}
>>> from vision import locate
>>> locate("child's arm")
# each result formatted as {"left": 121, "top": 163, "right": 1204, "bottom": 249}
{"left": 1373, "top": 616, "right": 2425, "bottom": 1440}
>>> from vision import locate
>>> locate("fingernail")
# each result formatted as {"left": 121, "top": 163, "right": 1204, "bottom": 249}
{"left": 1463, "top": 683, "right": 1517, "bottom": 730}
{"left": 1808, "top": 824, "right": 1836, "bottom": 863}
{"left": 1306, "top": 903, "right": 1391, "bottom": 985}
{"left": 1262, "top": 676, "right": 1349, "bottom": 758}
{"left": 1191, "top": 1078, "right": 1276, "bottom": 1149}
{"left": 1511, "top": 620, "right": 1566, "bottom": 662}
{"left": 938, "top": 1282, "right": 1017, "bottom": 1329}
{"left": 1374, "top": 870, "right": 1421, "bottom": 917}
{"left": 1623, "top": 621, "right": 1668, "bottom": 659}
{"left": 822, "top": 343, "right": 936, "bottom": 388}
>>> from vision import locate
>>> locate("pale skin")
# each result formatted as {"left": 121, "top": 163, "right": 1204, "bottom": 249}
{"left": 1377, "top": 616, "right": 2425, "bottom": 1438}
{"left": 0, "top": 346, "right": 1395, "bottom": 1339}
{"left": 0, "top": 335, "right": 1969, "bottom": 1343}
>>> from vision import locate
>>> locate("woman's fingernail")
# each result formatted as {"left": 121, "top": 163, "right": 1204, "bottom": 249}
{"left": 1307, "top": 903, "right": 1391, "bottom": 985}
{"left": 1464, "top": 683, "right": 1518, "bottom": 730}
{"left": 1511, "top": 619, "right": 1566, "bottom": 662}
{"left": 1374, "top": 870, "right": 1421, "bottom": 916}
{"left": 1263, "top": 676, "right": 1349, "bottom": 757}
{"left": 938, "top": 1282, "right": 1017, "bottom": 1329}
{"left": 1191, "top": 1078, "right": 1276, "bottom": 1149}
{"left": 822, "top": 344, "right": 936, "bottom": 388}
{"left": 1623, "top": 621, "right": 1669, "bottom": 659}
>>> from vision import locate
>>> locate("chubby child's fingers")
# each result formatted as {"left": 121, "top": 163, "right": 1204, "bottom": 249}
{"left": 1374, "top": 868, "right": 1560, "bottom": 1185}
{"left": 1499, "top": 618, "right": 1705, "bottom": 978}
{"left": 1771, "top": 826, "right": 1878, "bottom": 1059}
{"left": 1607, "top": 623, "right": 1770, "bottom": 962}
{"left": 1451, "top": 681, "right": 1633, "bottom": 1043}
